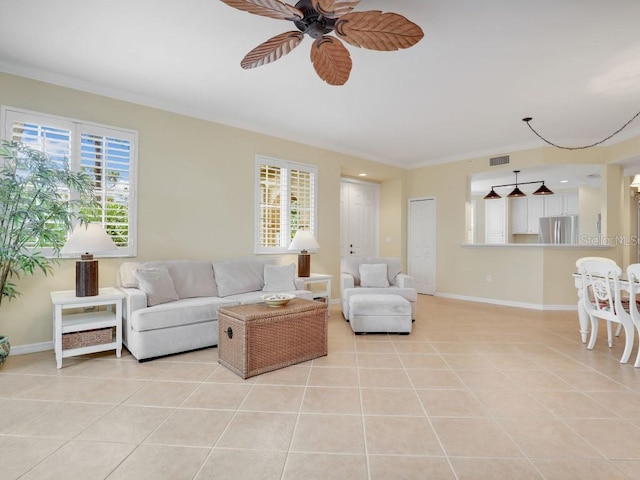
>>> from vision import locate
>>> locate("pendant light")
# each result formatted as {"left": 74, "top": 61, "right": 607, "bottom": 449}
{"left": 533, "top": 182, "right": 553, "bottom": 195}
{"left": 483, "top": 188, "right": 501, "bottom": 200}
{"left": 484, "top": 170, "right": 554, "bottom": 199}
{"left": 507, "top": 170, "right": 525, "bottom": 198}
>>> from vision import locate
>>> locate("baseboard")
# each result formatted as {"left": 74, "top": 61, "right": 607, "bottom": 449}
{"left": 9, "top": 341, "right": 53, "bottom": 356}
{"left": 434, "top": 292, "right": 577, "bottom": 311}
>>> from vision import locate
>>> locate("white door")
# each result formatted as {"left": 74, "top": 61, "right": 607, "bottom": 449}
{"left": 408, "top": 198, "right": 436, "bottom": 295}
{"left": 341, "top": 180, "right": 379, "bottom": 257}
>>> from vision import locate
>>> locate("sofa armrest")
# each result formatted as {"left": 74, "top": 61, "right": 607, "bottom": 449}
{"left": 341, "top": 273, "right": 355, "bottom": 292}
{"left": 395, "top": 274, "right": 414, "bottom": 289}
{"left": 120, "top": 287, "right": 147, "bottom": 322}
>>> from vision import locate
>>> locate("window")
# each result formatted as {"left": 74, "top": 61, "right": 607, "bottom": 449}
{"left": 1, "top": 107, "right": 137, "bottom": 257}
{"left": 255, "top": 155, "right": 317, "bottom": 254}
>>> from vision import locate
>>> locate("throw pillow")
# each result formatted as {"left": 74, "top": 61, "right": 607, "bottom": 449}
{"left": 134, "top": 265, "right": 179, "bottom": 306}
{"left": 359, "top": 263, "right": 390, "bottom": 288}
{"left": 263, "top": 263, "right": 297, "bottom": 292}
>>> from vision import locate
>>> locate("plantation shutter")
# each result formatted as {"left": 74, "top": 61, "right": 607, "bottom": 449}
{"left": 255, "top": 156, "right": 317, "bottom": 253}
{"left": 79, "top": 125, "right": 134, "bottom": 249}
{"left": 4, "top": 110, "right": 73, "bottom": 168}
{"left": 1, "top": 107, "right": 137, "bottom": 256}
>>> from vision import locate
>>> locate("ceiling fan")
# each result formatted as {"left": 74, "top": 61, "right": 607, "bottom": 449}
{"left": 219, "top": 0, "right": 424, "bottom": 85}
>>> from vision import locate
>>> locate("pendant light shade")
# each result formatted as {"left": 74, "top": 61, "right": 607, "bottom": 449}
{"left": 483, "top": 188, "right": 502, "bottom": 200}
{"left": 507, "top": 186, "right": 526, "bottom": 198}
{"left": 533, "top": 182, "right": 554, "bottom": 195}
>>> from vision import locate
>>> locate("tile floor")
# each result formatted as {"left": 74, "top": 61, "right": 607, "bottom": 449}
{"left": 2, "top": 295, "right": 640, "bottom": 479}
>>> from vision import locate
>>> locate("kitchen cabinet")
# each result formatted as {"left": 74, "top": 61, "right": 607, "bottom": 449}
{"left": 544, "top": 192, "right": 578, "bottom": 216}
{"left": 511, "top": 196, "right": 544, "bottom": 234}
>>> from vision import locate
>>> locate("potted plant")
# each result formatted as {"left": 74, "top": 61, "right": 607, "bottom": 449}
{"left": 0, "top": 140, "right": 94, "bottom": 368}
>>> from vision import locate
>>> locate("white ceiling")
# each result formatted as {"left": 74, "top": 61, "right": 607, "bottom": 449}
{"left": 1, "top": 0, "right": 640, "bottom": 169}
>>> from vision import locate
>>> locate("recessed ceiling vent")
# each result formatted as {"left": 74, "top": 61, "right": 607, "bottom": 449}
{"left": 489, "top": 155, "right": 510, "bottom": 167}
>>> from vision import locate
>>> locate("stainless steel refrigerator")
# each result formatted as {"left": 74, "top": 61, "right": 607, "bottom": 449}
{"left": 538, "top": 215, "right": 579, "bottom": 244}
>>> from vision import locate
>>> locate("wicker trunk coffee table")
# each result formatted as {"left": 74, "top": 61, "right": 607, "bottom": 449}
{"left": 218, "top": 298, "right": 328, "bottom": 379}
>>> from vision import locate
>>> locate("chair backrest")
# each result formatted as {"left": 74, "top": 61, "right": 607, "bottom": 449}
{"left": 579, "top": 259, "right": 623, "bottom": 321}
{"left": 341, "top": 257, "right": 403, "bottom": 287}
{"left": 576, "top": 256, "right": 617, "bottom": 269}
{"left": 626, "top": 264, "right": 640, "bottom": 322}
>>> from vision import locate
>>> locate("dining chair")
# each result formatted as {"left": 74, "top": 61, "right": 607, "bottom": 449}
{"left": 576, "top": 257, "right": 621, "bottom": 341}
{"left": 625, "top": 264, "right": 640, "bottom": 367}
{"left": 579, "top": 259, "right": 634, "bottom": 363}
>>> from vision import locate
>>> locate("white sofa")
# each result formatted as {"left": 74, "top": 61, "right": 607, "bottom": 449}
{"left": 340, "top": 257, "right": 417, "bottom": 320}
{"left": 117, "top": 258, "right": 313, "bottom": 361}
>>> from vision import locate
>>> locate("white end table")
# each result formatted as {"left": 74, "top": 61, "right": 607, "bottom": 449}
{"left": 50, "top": 287, "right": 124, "bottom": 368}
{"left": 295, "top": 273, "right": 333, "bottom": 304}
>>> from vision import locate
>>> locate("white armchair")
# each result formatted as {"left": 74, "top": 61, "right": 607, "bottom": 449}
{"left": 340, "top": 257, "right": 417, "bottom": 320}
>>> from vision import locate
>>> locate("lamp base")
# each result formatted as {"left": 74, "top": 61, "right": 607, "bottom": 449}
{"left": 297, "top": 253, "right": 311, "bottom": 277}
{"left": 76, "top": 258, "right": 98, "bottom": 297}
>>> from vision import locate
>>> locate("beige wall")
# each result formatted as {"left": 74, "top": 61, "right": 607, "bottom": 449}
{"left": 0, "top": 72, "right": 405, "bottom": 347}
{"left": 379, "top": 177, "right": 406, "bottom": 260}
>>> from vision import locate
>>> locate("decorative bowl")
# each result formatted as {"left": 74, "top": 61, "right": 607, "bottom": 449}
{"left": 263, "top": 293, "right": 295, "bottom": 308}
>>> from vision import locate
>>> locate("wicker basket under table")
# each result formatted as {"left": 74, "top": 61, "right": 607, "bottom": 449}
{"left": 218, "top": 298, "right": 328, "bottom": 379}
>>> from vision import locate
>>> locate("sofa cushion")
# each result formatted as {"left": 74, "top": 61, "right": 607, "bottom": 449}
{"left": 134, "top": 266, "right": 179, "bottom": 306}
{"left": 359, "top": 263, "right": 390, "bottom": 288}
{"left": 263, "top": 263, "right": 296, "bottom": 292}
{"left": 147, "top": 260, "right": 217, "bottom": 299}
{"left": 214, "top": 257, "right": 277, "bottom": 297}
{"left": 130, "top": 297, "right": 234, "bottom": 332}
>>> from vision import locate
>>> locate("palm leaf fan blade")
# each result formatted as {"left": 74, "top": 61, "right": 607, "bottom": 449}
{"left": 312, "top": 0, "right": 360, "bottom": 19}
{"left": 241, "top": 31, "right": 305, "bottom": 69}
{"left": 219, "top": 0, "right": 302, "bottom": 21}
{"left": 310, "top": 36, "right": 352, "bottom": 86}
{"left": 335, "top": 11, "right": 424, "bottom": 51}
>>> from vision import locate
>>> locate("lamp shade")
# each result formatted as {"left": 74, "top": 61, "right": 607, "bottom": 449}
{"left": 61, "top": 223, "right": 117, "bottom": 256}
{"left": 507, "top": 186, "right": 526, "bottom": 198}
{"left": 631, "top": 174, "right": 640, "bottom": 188}
{"left": 483, "top": 188, "right": 501, "bottom": 200}
{"left": 533, "top": 183, "right": 554, "bottom": 195}
{"left": 288, "top": 230, "right": 319, "bottom": 252}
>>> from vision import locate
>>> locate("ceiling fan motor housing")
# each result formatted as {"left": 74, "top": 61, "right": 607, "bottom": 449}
{"left": 294, "top": 0, "right": 336, "bottom": 38}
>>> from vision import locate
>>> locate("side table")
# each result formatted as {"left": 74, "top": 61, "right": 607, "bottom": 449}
{"left": 50, "top": 287, "right": 124, "bottom": 369}
{"left": 295, "top": 273, "right": 333, "bottom": 304}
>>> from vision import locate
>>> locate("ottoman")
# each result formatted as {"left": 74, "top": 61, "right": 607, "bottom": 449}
{"left": 348, "top": 294, "right": 412, "bottom": 334}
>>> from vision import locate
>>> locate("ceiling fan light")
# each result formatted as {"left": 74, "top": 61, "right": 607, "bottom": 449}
{"left": 507, "top": 186, "right": 526, "bottom": 198}
{"left": 484, "top": 188, "right": 502, "bottom": 200}
{"left": 533, "top": 183, "right": 554, "bottom": 195}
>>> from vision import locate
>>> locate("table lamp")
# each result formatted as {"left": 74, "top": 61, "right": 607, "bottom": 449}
{"left": 61, "top": 223, "right": 117, "bottom": 297}
{"left": 288, "top": 230, "right": 319, "bottom": 277}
